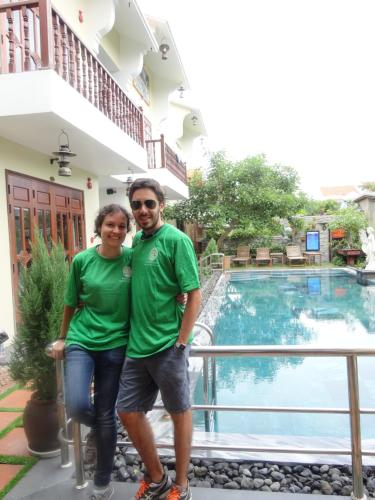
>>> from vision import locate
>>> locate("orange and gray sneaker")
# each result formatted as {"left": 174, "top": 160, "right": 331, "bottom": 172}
{"left": 166, "top": 482, "right": 192, "bottom": 500}
{"left": 133, "top": 473, "right": 172, "bottom": 499}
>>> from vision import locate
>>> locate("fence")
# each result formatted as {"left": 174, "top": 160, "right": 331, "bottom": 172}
{"left": 47, "top": 341, "right": 375, "bottom": 500}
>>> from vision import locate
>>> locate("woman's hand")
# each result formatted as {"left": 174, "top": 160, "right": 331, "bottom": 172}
{"left": 50, "top": 339, "right": 65, "bottom": 360}
{"left": 176, "top": 293, "right": 187, "bottom": 305}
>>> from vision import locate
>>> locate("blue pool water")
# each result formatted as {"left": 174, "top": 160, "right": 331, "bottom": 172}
{"left": 194, "top": 271, "right": 375, "bottom": 438}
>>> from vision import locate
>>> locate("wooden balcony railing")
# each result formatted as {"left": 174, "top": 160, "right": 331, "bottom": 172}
{"left": 146, "top": 134, "right": 187, "bottom": 184}
{"left": 0, "top": 0, "right": 144, "bottom": 146}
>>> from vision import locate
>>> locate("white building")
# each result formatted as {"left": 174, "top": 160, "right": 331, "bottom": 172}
{"left": 0, "top": 0, "right": 206, "bottom": 343}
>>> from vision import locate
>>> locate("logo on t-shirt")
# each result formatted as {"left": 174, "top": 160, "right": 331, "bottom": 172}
{"left": 122, "top": 266, "right": 132, "bottom": 279}
{"left": 148, "top": 247, "right": 158, "bottom": 262}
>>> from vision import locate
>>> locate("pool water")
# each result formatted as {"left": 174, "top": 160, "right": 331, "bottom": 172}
{"left": 194, "top": 271, "right": 375, "bottom": 438}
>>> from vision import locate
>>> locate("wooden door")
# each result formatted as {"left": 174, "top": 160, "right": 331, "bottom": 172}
{"left": 6, "top": 171, "right": 86, "bottom": 309}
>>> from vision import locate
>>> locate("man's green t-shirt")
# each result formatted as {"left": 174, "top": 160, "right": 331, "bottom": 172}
{"left": 127, "top": 224, "right": 200, "bottom": 358}
{"left": 64, "top": 246, "right": 132, "bottom": 351}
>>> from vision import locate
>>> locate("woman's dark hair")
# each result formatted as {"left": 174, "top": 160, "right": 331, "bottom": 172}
{"left": 128, "top": 178, "right": 165, "bottom": 203}
{"left": 94, "top": 204, "right": 131, "bottom": 237}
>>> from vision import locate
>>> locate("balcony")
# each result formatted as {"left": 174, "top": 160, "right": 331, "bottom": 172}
{"left": 146, "top": 134, "right": 187, "bottom": 183}
{"left": 0, "top": 0, "right": 188, "bottom": 192}
{"left": 0, "top": 0, "right": 144, "bottom": 146}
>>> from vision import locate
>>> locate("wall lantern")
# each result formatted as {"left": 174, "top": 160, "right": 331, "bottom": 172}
{"left": 123, "top": 176, "right": 133, "bottom": 195}
{"left": 178, "top": 85, "right": 185, "bottom": 98}
{"left": 50, "top": 130, "right": 76, "bottom": 177}
{"left": 191, "top": 115, "right": 198, "bottom": 126}
{"left": 159, "top": 43, "right": 170, "bottom": 60}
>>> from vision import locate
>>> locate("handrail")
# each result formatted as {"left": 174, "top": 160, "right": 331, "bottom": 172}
{"left": 46, "top": 342, "right": 375, "bottom": 500}
{"left": 0, "top": 1, "right": 145, "bottom": 146}
{"left": 199, "top": 253, "right": 224, "bottom": 283}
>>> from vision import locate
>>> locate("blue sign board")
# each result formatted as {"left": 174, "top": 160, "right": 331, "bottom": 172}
{"left": 306, "top": 231, "right": 320, "bottom": 251}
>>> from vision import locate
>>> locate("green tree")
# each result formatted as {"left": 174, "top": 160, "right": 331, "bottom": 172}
{"left": 360, "top": 182, "right": 375, "bottom": 192}
{"left": 166, "top": 152, "right": 304, "bottom": 246}
{"left": 299, "top": 197, "right": 340, "bottom": 215}
{"left": 9, "top": 232, "right": 68, "bottom": 400}
{"left": 328, "top": 205, "right": 368, "bottom": 247}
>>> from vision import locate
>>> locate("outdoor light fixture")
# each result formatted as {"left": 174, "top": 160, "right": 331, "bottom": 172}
{"left": 50, "top": 130, "right": 76, "bottom": 177}
{"left": 123, "top": 175, "right": 133, "bottom": 195}
{"left": 191, "top": 115, "right": 198, "bottom": 126}
{"left": 159, "top": 43, "right": 170, "bottom": 60}
{"left": 178, "top": 85, "right": 185, "bottom": 98}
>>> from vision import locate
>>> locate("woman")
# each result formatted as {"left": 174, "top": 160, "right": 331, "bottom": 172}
{"left": 51, "top": 203, "right": 132, "bottom": 500}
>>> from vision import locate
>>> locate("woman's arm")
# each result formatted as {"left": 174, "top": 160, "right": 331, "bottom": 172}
{"left": 50, "top": 305, "right": 76, "bottom": 360}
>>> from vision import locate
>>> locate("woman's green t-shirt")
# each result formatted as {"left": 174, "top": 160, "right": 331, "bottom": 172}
{"left": 64, "top": 246, "right": 132, "bottom": 351}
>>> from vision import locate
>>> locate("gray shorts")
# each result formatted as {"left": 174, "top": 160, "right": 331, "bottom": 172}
{"left": 116, "top": 344, "right": 191, "bottom": 414}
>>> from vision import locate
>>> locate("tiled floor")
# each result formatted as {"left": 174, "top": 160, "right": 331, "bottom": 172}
{"left": 0, "top": 464, "right": 23, "bottom": 490}
{"left": 0, "top": 412, "right": 22, "bottom": 432}
{"left": 0, "top": 390, "right": 32, "bottom": 409}
{"left": 0, "top": 385, "right": 33, "bottom": 497}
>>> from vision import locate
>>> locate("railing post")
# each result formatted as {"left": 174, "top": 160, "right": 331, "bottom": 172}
{"left": 346, "top": 355, "right": 366, "bottom": 500}
{"left": 55, "top": 359, "right": 71, "bottom": 468}
{"left": 203, "top": 356, "right": 210, "bottom": 432}
{"left": 139, "top": 106, "right": 145, "bottom": 148}
{"left": 38, "top": 0, "right": 53, "bottom": 68}
{"left": 160, "top": 134, "right": 166, "bottom": 168}
{"left": 72, "top": 421, "right": 88, "bottom": 489}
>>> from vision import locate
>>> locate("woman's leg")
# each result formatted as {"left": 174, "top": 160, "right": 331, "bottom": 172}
{"left": 93, "top": 346, "right": 125, "bottom": 488}
{"left": 65, "top": 345, "right": 95, "bottom": 427}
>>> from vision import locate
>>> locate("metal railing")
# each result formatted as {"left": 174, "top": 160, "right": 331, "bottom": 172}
{"left": 199, "top": 253, "right": 224, "bottom": 277}
{"left": 47, "top": 342, "right": 375, "bottom": 500}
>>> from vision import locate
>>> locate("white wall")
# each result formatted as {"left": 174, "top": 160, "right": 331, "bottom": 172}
{"left": 0, "top": 137, "right": 100, "bottom": 344}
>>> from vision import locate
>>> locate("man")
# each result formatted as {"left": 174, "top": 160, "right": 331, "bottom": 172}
{"left": 117, "top": 178, "right": 201, "bottom": 500}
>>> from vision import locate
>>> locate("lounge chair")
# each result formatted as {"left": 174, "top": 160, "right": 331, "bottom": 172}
{"left": 286, "top": 245, "right": 306, "bottom": 266}
{"left": 255, "top": 247, "right": 272, "bottom": 266}
{"left": 232, "top": 245, "right": 251, "bottom": 266}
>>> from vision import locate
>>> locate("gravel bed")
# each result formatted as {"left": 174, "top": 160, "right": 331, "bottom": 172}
{"left": 84, "top": 449, "right": 375, "bottom": 495}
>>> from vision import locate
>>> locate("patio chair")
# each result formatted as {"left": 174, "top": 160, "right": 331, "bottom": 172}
{"left": 232, "top": 245, "right": 251, "bottom": 266}
{"left": 255, "top": 247, "right": 272, "bottom": 266}
{"left": 286, "top": 245, "right": 306, "bottom": 266}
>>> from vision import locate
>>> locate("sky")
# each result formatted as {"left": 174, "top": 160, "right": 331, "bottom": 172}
{"left": 139, "top": 0, "right": 375, "bottom": 197}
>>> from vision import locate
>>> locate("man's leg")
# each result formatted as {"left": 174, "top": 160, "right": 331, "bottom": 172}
{"left": 119, "top": 411, "right": 163, "bottom": 483}
{"left": 170, "top": 409, "right": 192, "bottom": 488}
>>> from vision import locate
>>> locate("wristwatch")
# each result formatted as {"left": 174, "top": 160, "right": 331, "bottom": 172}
{"left": 175, "top": 341, "right": 187, "bottom": 351}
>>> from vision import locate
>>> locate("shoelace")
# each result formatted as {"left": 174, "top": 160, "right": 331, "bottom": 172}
{"left": 135, "top": 480, "right": 149, "bottom": 499}
{"left": 168, "top": 486, "right": 183, "bottom": 500}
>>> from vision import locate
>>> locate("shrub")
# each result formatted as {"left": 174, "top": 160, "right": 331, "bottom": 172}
{"left": 9, "top": 232, "right": 68, "bottom": 400}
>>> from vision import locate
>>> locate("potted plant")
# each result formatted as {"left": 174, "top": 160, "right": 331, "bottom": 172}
{"left": 329, "top": 206, "right": 368, "bottom": 266}
{"left": 9, "top": 232, "right": 68, "bottom": 456}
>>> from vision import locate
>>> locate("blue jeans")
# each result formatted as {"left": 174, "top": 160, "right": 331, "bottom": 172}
{"left": 65, "top": 345, "right": 125, "bottom": 487}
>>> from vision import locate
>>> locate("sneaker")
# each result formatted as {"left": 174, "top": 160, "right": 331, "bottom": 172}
{"left": 89, "top": 484, "right": 114, "bottom": 500}
{"left": 166, "top": 483, "right": 192, "bottom": 500}
{"left": 133, "top": 473, "right": 172, "bottom": 499}
{"left": 84, "top": 429, "right": 97, "bottom": 465}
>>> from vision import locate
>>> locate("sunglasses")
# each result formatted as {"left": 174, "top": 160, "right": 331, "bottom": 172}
{"left": 130, "top": 199, "right": 157, "bottom": 210}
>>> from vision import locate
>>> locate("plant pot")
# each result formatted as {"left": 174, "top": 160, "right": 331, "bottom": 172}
{"left": 23, "top": 394, "right": 60, "bottom": 457}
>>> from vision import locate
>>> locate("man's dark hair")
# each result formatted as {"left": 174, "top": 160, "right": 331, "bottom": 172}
{"left": 128, "top": 178, "right": 165, "bottom": 203}
{"left": 94, "top": 204, "right": 131, "bottom": 237}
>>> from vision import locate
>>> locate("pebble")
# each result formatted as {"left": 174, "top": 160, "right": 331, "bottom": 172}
{"left": 87, "top": 424, "right": 375, "bottom": 494}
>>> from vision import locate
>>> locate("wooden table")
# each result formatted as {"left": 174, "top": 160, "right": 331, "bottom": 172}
{"left": 270, "top": 252, "right": 285, "bottom": 265}
{"left": 303, "top": 251, "right": 322, "bottom": 265}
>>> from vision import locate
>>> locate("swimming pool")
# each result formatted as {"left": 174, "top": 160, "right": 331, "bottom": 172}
{"left": 194, "top": 270, "right": 375, "bottom": 439}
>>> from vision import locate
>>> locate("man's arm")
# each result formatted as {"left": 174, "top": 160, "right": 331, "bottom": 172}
{"left": 177, "top": 288, "right": 201, "bottom": 345}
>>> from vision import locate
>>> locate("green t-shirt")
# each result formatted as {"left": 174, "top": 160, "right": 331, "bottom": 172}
{"left": 127, "top": 224, "right": 200, "bottom": 358}
{"left": 64, "top": 246, "right": 132, "bottom": 351}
